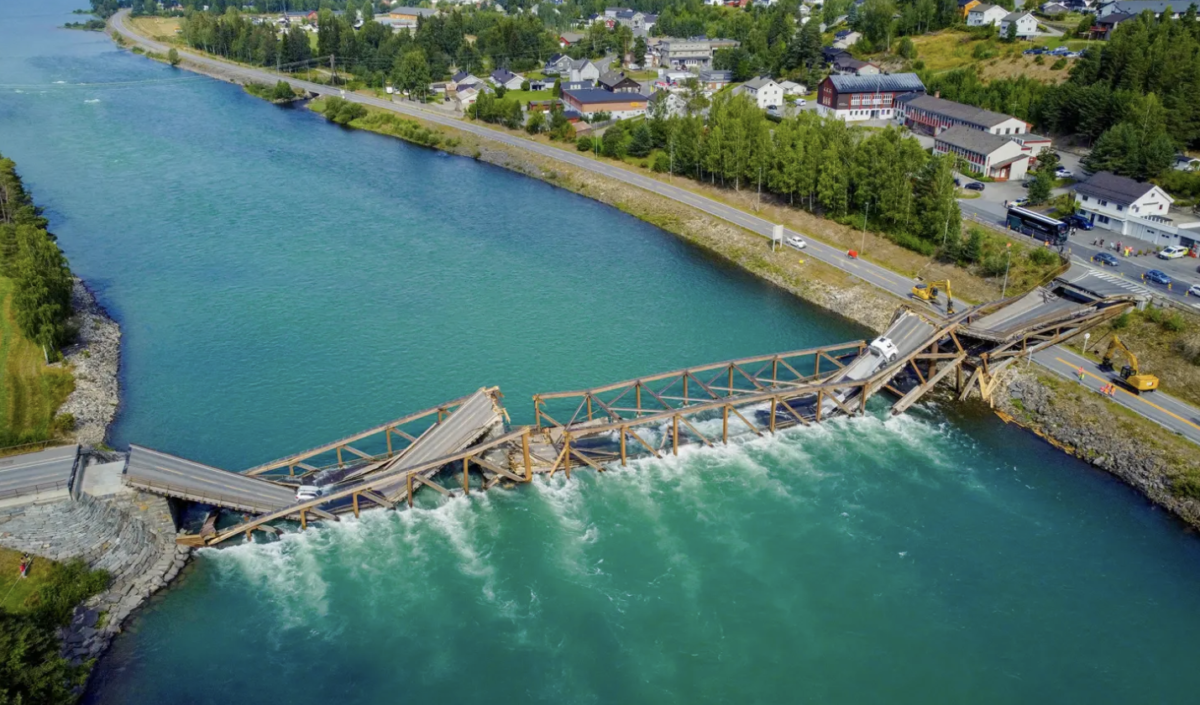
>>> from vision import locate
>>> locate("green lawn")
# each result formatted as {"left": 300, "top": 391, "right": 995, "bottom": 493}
{"left": 0, "top": 277, "right": 74, "bottom": 449}
{"left": 0, "top": 548, "right": 57, "bottom": 613}
{"left": 504, "top": 89, "right": 554, "bottom": 103}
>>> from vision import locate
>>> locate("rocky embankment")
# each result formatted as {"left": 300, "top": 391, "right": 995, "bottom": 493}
{"left": 59, "top": 278, "right": 121, "bottom": 446}
{"left": 0, "top": 484, "right": 188, "bottom": 664}
{"left": 993, "top": 366, "right": 1200, "bottom": 529}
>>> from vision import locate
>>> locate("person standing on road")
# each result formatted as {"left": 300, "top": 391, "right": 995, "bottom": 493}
{"left": 1078, "top": 366, "right": 1086, "bottom": 383}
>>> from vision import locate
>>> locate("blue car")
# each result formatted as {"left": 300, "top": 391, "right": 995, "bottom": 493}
{"left": 1144, "top": 269, "right": 1172, "bottom": 286}
{"left": 1093, "top": 252, "right": 1119, "bottom": 267}
{"left": 1066, "top": 214, "right": 1094, "bottom": 230}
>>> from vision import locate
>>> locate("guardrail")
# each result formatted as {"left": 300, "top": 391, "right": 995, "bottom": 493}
{"left": 0, "top": 479, "right": 69, "bottom": 500}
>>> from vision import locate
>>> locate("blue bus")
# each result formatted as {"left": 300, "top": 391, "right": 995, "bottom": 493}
{"left": 1006, "top": 206, "right": 1070, "bottom": 246}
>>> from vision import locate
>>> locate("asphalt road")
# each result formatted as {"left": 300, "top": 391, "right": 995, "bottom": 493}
{"left": 1033, "top": 347, "right": 1200, "bottom": 440}
{"left": 110, "top": 13, "right": 1200, "bottom": 449}
{"left": 0, "top": 444, "right": 79, "bottom": 499}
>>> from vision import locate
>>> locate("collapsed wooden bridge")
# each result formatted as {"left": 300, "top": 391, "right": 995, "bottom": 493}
{"left": 130, "top": 272, "right": 1135, "bottom": 546}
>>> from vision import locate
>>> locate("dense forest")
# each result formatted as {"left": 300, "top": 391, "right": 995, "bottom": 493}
{"left": 0, "top": 157, "right": 74, "bottom": 356}
{"left": 926, "top": 11, "right": 1200, "bottom": 181}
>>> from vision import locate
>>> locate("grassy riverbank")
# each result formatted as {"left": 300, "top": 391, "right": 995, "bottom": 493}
{"left": 1, "top": 546, "right": 110, "bottom": 704}
{"left": 0, "top": 278, "right": 75, "bottom": 449}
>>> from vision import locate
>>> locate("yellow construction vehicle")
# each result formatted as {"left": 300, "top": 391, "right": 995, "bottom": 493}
{"left": 1099, "top": 336, "right": 1159, "bottom": 393}
{"left": 911, "top": 279, "right": 954, "bottom": 314}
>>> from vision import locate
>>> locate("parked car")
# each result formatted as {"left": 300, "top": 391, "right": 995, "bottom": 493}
{"left": 1010, "top": 198, "right": 1029, "bottom": 207}
{"left": 1064, "top": 213, "right": 1093, "bottom": 230}
{"left": 1070, "top": 212, "right": 1099, "bottom": 229}
{"left": 795, "top": 98, "right": 807, "bottom": 106}
{"left": 1093, "top": 252, "right": 1119, "bottom": 267}
{"left": 1144, "top": 269, "right": 1173, "bottom": 285}
{"left": 1023, "top": 48, "right": 1044, "bottom": 55}
{"left": 786, "top": 235, "right": 807, "bottom": 250}
{"left": 965, "top": 182, "right": 985, "bottom": 191}
{"left": 1189, "top": 284, "right": 1200, "bottom": 297}
{"left": 1055, "top": 167, "right": 1073, "bottom": 178}
{"left": 1158, "top": 245, "right": 1188, "bottom": 259}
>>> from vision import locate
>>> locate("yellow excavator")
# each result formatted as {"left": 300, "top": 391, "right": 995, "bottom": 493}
{"left": 1099, "top": 335, "right": 1159, "bottom": 393}
{"left": 911, "top": 279, "right": 955, "bottom": 314}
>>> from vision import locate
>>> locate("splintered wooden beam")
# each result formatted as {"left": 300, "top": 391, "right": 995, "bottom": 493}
{"left": 824, "top": 390, "right": 858, "bottom": 418}
{"left": 360, "top": 490, "right": 395, "bottom": 509}
{"left": 728, "top": 406, "right": 763, "bottom": 437}
{"left": 892, "top": 356, "right": 965, "bottom": 415}
{"left": 414, "top": 474, "right": 451, "bottom": 497}
{"left": 469, "top": 455, "right": 525, "bottom": 483}
{"left": 570, "top": 449, "right": 607, "bottom": 473}
{"left": 778, "top": 397, "right": 811, "bottom": 426}
{"left": 958, "top": 367, "right": 983, "bottom": 402}
{"left": 307, "top": 506, "right": 339, "bottom": 522}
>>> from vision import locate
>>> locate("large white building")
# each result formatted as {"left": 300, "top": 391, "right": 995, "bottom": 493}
{"left": 933, "top": 125, "right": 1030, "bottom": 181}
{"left": 734, "top": 76, "right": 784, "bottom": 110}
{"left": 1073, "top": 171, "right": 1189, "bottom": 245}
{"left": 967, "top": 3, "right": 1009, "bottom": 25}
{"left": 1001, "top": 11, "right": 1039, "bottom": 38}
{"left": 896, "top": 94, "right": 1028, "bottom": 136}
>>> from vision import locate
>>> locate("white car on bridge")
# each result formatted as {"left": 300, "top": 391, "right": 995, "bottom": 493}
{"left": 868, "top": 336, "right": 899, "bottom": 363}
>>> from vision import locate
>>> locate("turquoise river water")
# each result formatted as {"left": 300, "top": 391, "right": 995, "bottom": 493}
{"left": 4, "top": 3, "right": 1200, "bottom": 703}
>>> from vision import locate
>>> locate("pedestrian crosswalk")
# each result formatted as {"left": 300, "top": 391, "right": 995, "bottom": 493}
{"left": 1077, "top": 264, "right": 1156, "bottom": 297}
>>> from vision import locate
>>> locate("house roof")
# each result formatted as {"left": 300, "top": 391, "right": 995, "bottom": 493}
{"left": 935, "top": 125, "right": 1018, "bottom": 156}
{"left": 902, "top": 94, "right": 1019, "bottom": 129}
{"left": 742, "top": 76, "right": 778, "bottom": 90}
{"left": 570, "top": 58, "right": 596, "bottom": 70}
{"left": 1074, "top": 171, "right": 1159, "bottom": 205}
{"left": 388, "top": 6, "right": 438, "bottom": 16}
{"left": 562, "top": 80, "right": 596, "bottom": 90}
{"left": 599, "top": 71, "right": 639, "bottom": 87}
{"left": 970, "top": 3, "right": 1002, "bottom": 12}
{"left": 827, "top": 73, "right": 925, "bottom": 94}
{"left": 834, "top": 56, "right": 872, "bottom": 70}
{"left": 1003, "top": 10, "right": 1035, "bottom": 20}
{"left": 1106, "top": 0, "right": 1199, "bottom": 14}
{"left": 491, "top": 68, "right": 521, "bottom": 84}
{"left": 563, "top": 88, "right": 649, "bottom": 104}
{"left": 699, "top": 69, "right": 733, "bottom": 80}
{"left": 1097, "top": 11, "right": 1135, "bottom": 23}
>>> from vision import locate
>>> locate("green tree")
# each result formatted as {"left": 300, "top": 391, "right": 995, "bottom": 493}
{"left": 167, "top": 47, "right": 180, "bottom": 67}
{"left": 1027, "top": 167, "right": 1054, "bottom": 205}
{"left": 394, "top": 49, "right": 432, "bottom": 102}
{"left": 633, "top": 36, "right": 648, "bottom": 66}
{"left": 1076, "top": 14, "right": 1094, "bottom": 38}
{"left": 526, "top": 111, "right": 546, "bottom": 134}
{"left": 627, "top": 122, "right": 654, "bottom": 158}
{"left": 271, "top": 80, "right": 295, "bottom": 101}
{"left": 1004, "top": 20, "right": 1017, "bottom": 42}
{"left": 0, "top": 611, "right": 85, "bottom": 705}
{"left": 602, "top": 123, "right": 627, "bottom": 158}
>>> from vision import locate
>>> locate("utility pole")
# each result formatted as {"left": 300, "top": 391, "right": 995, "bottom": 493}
{"left": 860, "top": 200, "right": 870, "bottom": 255}
{"left": 757, "top": 164, "right": 763, "bottom": 211}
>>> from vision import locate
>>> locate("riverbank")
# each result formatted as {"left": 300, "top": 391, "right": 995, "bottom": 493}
{"left": 58, "top": 279, "right": 121, "bottom": 448}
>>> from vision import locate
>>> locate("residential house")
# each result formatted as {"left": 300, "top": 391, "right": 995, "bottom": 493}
{"left": 454, "top": 82, "right": 486, "bottom": 108}
{"left": 822, "top": 46, "right": 849, "bottom": 64}
{"left": 1175, "top": 155, "right": 1200, "bottom": 171}
{"left": 649, "top": 89, "right": 687, "bottom": 118}
{"left": 613, "top": 9, "right": 656, "bottom": 32}
{"left": 733, "top": 76, "right": 784, "bottom": 109}
{"left": 831, "top": 30, "right": 861, "bottom": 49}
{"left": 544, "top": 53, "right": 574, "bottom": 75}
{"left": 816, "top": 73, "right": 926, "bottom": 122}
{"left": 959, "top": 0, "right": 981, "bottom": 16}
{"left": 558, "top": 31, "right": 584, "bottom": 47}
{"left": 529, "top": 77, "right": 557, "bottom": 91}
{"left": 1073, "top": 171, "right": 1182, "bottom": 244}
{"left": 1039, "top": 2, "right": 1071, "bottom": 14}
{"left": 568, "top": 58, "right": 602, "bottom": 83}
{"left": 1089, "top": 12, "right": 1134, "bottom": 39}
{"left": 561, "top": 88, "right": 649, "bottom": 119}
{"left": 699, "top": 69, "right": 733, "bottom": 91}
{"left": 778, "top": 80, "right": 807, "bottom": 96}
{"left": 1097, "top": 0, "right": 1200, "bottom": 18}
{"left": 386, "top": 6, "right": 438, "bottom": 28}
{"left": 967, "top": 3, "right": 1008, "bottom": 26}
{"left": 934, "top": 126, "right": 1030, "bottom": 181}
{"left": 1001, "top": 11, "right": 1039, "bottom": 38}
{"left": 451, "top": 71, "right": 485, "bottom": 88}
{"left": 490, "top": 68, "right": 525, "bottom": 91}
{"left": 832, "top": 55, "right": 881, "bottom": 75}
{"left": 658, "top": 38, "right": 726, "bottom": 70}
{"left": 598, "top": 71, "right": 642, "bottom": 93}
{"left": 896, "top": 94, "right": 1029, "bottom": 136}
